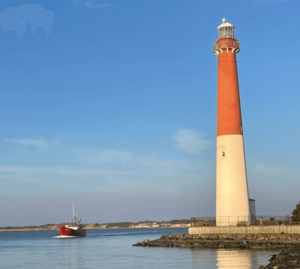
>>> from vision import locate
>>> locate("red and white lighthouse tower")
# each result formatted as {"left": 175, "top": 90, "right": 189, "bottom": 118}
{"left": 214, "top": 19, "right": 254, "bottom": 226}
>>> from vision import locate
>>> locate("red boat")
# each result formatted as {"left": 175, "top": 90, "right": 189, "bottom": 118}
{"left": 58, "top": 205, "right": 86, "bottom": 237}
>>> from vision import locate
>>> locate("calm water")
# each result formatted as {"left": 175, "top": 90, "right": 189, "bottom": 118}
{"left": 0, "top": 228, "right": 275, "bottom": 268}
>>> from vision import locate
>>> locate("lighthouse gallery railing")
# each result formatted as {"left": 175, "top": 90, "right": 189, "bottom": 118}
{"left": 191, "top": 215, "right": 292, "bottom": 227}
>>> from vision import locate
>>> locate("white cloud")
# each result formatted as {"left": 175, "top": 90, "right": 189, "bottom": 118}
{"left": 79, "top": 149, "right": 132, "bottom": 164}
{"left": 0, "top": 136, "right": 215, "bottom": 199}
{"left": 0, "top": 135, "right": 216, "bottom": 225}
{"left": 6, "top": 139, "right": 48, "bottom": 150}
{"left": 0, "top": 157, "right": 212, "bottom": 193}
{"left": 172, "top": 129, "right": 212, "bottom": 155}
{"left": 0, "top": 165, "right": 133, "bottom": 179}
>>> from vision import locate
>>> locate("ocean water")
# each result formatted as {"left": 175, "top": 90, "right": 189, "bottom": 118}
{"left": 0, "top": 228, "right": 275, "bottom": 268}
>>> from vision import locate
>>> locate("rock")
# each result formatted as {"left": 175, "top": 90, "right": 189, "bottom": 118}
{"left": 272, "top": 265, "right": 287, "bottom": 268}
{"left": 287, "top": 259, "right": 299, "bottom": 265}
{"left": 277, "top": 253, "right": 288, "bottom": 261}
{"left": 249, "top": 246, "right": 266, "bottom": 250}
{"left": 277, "top": 245, "right": 288, "bottom": 249}
{"left": 179, "top": 244, "right": 191, "bottom": 248}
{"left": 176, "top": 234, "right": 184, "bottom": 239}
{"left": 133, "top": 232, "right": 300, "bottom": 268}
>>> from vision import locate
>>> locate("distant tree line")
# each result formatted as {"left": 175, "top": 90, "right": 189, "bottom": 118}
{"left": 88, "top": 219, "right": 190, "bottom": 228}
{"left": 291, "top": 202, "right": 300, "bottom": 222}
{"left": 0, "top": 223, "right": 65, "bottom": 230}
{"left": 0, "top": 219, "right": 190, "bottom": 229}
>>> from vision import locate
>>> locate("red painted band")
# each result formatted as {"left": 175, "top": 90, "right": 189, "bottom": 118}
{"left": 217, "top": 43, "right": 243, "bottom": 136}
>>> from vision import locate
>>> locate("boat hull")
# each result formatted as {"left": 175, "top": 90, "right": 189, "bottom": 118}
{"left": 58, "top": 226, "right": 86, "bottom": 237}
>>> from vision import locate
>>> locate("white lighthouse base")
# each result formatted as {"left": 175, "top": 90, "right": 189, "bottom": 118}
{"left": 216, "top": 134, "right": 250, "bottom": 226}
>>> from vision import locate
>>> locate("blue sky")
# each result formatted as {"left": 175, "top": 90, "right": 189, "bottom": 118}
{"left": 0, "top": 0, "right": 299, "bottom": 226}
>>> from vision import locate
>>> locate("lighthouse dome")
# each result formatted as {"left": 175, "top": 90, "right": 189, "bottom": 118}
{"left": 217, "top": 18, "right": 235, "bottom": 39}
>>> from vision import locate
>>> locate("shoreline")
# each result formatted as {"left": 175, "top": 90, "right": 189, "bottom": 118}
{"left": 0, "top": 225, "right": 189, "bottom": 232}
{"left": 133, "top": 233, "right": 300, "bottom": 250}
{"left": 133, "top": 232, "right": 300, "bottom": 267}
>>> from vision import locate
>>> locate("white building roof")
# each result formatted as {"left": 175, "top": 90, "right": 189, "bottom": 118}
{"left": 218, "top": 18, "right": 235, "bottom": 29}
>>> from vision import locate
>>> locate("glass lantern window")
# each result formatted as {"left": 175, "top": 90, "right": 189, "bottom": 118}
{"left": 219, "top": 27, "right": 234, "bottom": 39}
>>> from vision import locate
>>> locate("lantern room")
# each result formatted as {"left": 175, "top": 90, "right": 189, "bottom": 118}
{"left": 218, "top": 18, "right": 235, "bottom": 39}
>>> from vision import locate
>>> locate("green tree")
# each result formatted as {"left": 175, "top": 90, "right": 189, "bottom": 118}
{"left": 291, "top": 201, "right": 300, "bottom": 222}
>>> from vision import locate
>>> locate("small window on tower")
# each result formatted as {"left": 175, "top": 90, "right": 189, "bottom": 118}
{"left": 222, "top": 152, "right": 225, "bottom": 156}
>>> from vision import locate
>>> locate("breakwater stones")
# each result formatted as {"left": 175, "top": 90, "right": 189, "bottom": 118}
{"left": 133, "top": 233, "right": 300, "bottom": 250}
{"left": 259, "top": 246, "right": 300, "bottom": 269}
{"left": 133, "top": 233, "right": 300, "bottom": 268}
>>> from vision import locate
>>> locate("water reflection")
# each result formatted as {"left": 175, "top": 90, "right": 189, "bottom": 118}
{"left": 190, "top": 248, "right": 273, "bottom": 269}
{"left": 217, "top": 250, "right": 251, "bottom": 269}
{"left": 190, "top": 249, "right": 218, "bottom": 268}
{"left": 57, "top": 237, "right": 84, "bottom": 268}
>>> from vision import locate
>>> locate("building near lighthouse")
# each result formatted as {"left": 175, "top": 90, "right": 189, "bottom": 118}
{"left": 214, "top": 18, "right": 255, "bottom": 226}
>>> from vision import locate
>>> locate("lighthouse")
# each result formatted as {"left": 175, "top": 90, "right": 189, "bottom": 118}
{"left": 214, "top": 19, "right": 255, "bottom": 226}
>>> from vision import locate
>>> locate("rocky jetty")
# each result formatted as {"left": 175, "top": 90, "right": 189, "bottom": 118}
{"left": 259, "top": 246, "right": 300, "bottom": 269}
{"left": 133, "top": 233, "right": 300, "bottom": 250}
